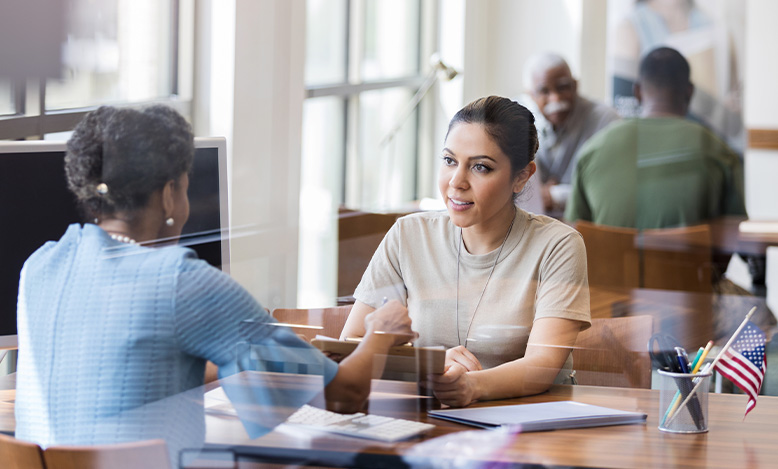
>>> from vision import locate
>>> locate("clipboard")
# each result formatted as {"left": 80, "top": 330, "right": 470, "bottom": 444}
{"left": 311, "top": 339, "right": 445, "bottom": 376}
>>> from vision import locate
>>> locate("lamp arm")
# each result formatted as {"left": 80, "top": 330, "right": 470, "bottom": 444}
{"left": 379, "top": 68, "right": 440, "bottom": 148}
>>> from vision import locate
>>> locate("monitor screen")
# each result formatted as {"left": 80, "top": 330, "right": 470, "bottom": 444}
{"left": 0, "top": 137, "right": 230, "bottom": 348}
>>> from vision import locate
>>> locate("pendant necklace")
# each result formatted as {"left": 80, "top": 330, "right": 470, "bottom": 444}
{"left": 456, "top": 210, "right": 516, "bottom": 347}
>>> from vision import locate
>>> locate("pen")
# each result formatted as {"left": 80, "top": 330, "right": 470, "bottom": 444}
{"left": 381, "top": 296, "right": 388, "bottom": 306}
{"left": 675, "top": 347, "right": 690, "bottom": 373}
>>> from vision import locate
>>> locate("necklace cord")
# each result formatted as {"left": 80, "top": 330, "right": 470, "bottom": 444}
{"left": 455, "top": 210, "right": 517, "bottom": 347}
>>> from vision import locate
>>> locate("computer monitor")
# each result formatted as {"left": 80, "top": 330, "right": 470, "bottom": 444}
{"left": 0, "top": 137, "right": 230, "bottom": 349}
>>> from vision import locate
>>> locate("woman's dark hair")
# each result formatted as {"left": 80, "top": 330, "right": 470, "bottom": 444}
{"left": 445, "top": 96, "right": 539, "bottom": 176}
{"left": 65, "top": 105, "right": 194, "bottom": 221}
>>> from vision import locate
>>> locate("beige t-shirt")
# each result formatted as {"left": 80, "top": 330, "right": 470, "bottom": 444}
{"left": 354, "top": 209, "right": 591, "bottom": 370}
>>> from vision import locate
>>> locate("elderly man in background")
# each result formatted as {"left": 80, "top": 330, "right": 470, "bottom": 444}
{"left": 522, "top": 53, "right": 619, "bottom": 214}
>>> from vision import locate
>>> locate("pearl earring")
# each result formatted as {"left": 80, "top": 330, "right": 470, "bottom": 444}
{"left": 166, "top": 217, "right": 175, "bottom": 226}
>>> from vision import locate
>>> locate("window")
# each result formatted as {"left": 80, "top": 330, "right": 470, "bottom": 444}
{"left": 299, "top": 0, "right": 432, "bottom": 306}
{"left": 0, "top": 81, "right": 14, "bottom": 116}
{"left": 303, "top": 0, "right": 426, "bottom": 210}
{"left": 0, "top": 0, "right": 191, "bottom": 140}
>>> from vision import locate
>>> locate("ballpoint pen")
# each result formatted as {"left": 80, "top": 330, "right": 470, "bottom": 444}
{"left": 675, "top": 347, "right": 690, "bottom": 374}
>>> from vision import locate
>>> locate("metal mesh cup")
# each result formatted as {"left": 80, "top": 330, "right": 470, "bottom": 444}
{"left": 657, "top": 369, "right": 713, "bottom": 433}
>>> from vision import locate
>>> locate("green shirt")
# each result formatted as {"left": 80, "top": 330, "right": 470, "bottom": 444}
{"left": 565, "top": 117, "right": 746, "bottom": 230}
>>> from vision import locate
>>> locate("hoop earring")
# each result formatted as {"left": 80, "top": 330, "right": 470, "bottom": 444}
{"left": 166, "top": 217, "right": 175, "bottom": 227}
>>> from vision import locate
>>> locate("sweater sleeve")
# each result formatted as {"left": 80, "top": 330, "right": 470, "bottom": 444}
{"left": 172, "top": 254, "right": 338, "bottom": 383}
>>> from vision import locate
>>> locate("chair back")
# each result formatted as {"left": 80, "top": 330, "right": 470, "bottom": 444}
{"left": 576, "top": 221, "right": 712, "bottom": 292}
{"left": 575, "top": 221, "right": 640, "bottom": 289}
{"left": 271, "top": 305, "right": 353, "bottom": 342}
{"left": 337, "top": 209, "right": 403, "bottom": 297}
{"left": 572, "top": 316, "right": 653, "bottom": 389}
{"left": 640, "top": 224, "right": 712, "bottom": 292}
{"left": 43, "top": 439, "right": 170, "bottom": 469}
{"left": 0, "top": 434, "right": 46, "bottom": 469}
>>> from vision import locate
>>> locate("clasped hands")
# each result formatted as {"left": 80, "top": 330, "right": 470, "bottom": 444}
{"left": 425, "top": 345, "right": 482, "bottom": 408}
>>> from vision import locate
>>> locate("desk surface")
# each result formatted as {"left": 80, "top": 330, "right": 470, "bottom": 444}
{"left": 2, "top": 371, "right": 776, "bottom": 468}
{"left": 204, "top": 374, "right": 778, "bottom": 469}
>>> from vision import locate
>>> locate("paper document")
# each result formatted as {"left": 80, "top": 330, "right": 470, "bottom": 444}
{"left": 428, "top": 401, "right": 646, "bottom": 432}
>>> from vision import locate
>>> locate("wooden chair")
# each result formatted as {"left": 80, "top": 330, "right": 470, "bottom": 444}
{"left": 576, "top": 221, "right": 712, "bottom": 293}
{"left": 572, "top": 316, "right": 653, "bottom": 389}
{"left": 640, "top": 224, "right": 712, "bottom": 293}
{"left": 0, "top": 433, "right": 46, "bottom": 469}
{"left": 575, "top": 221, "right": 640, "bottom": 289}
{"left": 271, "top": 305, "right": 353, "bottom": 342}
{"left": 43, "top": 439, "right": 170, "bottom": 469}
{"left": 337, "top": 209, "right": 404, "bottom": 298}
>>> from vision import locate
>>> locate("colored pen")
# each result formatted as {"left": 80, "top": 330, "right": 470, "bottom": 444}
{"left": 691, "top": 340, "right": 714, "bottom": 374}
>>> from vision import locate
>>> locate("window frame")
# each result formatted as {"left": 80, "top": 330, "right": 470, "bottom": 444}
{"left": 0, "top": 0, "right": 191, "bottom": 141}
{"left": 303, "top": 0, "right": 435, "bottom": 208}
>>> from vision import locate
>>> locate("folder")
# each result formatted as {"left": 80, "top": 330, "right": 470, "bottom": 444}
{"left": 310, "top": 338, "right": 445, "bottom": 376}
{"left": 428, "top": 401, "right": 646, "bottom": 432}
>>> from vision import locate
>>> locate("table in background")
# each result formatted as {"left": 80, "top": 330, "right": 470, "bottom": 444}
{"left": 711, "top": 216, "right": 778, "bottom": 256}
{"left": 590, "top": 285, "right": 773, "bottom": 350}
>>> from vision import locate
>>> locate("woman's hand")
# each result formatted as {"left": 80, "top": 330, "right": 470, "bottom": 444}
{"left": 429, "top": 362, "right": 479, "bottom": 408}
{"left": 363, "top": 300, "right": 417, "bottom": 346}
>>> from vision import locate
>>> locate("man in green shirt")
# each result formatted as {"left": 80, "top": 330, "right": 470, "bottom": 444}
{"left": 565, "top": 47, "right": 746, "bottom": 230}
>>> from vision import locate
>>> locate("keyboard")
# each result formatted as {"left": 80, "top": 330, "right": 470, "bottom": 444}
{"left": 284, "top": 404, "right": 435, "bottom": 442}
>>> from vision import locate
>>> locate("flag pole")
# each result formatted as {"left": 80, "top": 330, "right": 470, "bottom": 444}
{"left": 664, "top": 306, "right": 756, "bottom": 426}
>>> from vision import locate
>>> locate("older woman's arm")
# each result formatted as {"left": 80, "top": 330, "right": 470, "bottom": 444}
{"left": 339, "top": 300, "right": 375, "bottom": 340}
{"left": 430, "top": 317, "right": 583, "bottom": 407}
{"left": 325, "top": 300, "right": 415, "bottom": 413}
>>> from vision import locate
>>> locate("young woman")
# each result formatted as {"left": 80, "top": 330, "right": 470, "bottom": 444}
{"left": 15, "top": 106, "right": 413, "bottom": 458}
{"left": 340, "top": 96, "right": 591, "bottom": 407}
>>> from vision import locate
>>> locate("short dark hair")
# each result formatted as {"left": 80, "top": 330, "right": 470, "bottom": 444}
{"left": 445, "top": 96, "right": 539, "bottom": 176}
{"left": 65, "top": 105, "right": 194, "bottom": 221}
{"left": 638, "top": 47, "right": 691, "bottom": 95}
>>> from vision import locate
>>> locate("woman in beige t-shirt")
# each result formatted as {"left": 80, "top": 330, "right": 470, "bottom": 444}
{"left": 341, "top": 96, "right": 591, "bottom": 407}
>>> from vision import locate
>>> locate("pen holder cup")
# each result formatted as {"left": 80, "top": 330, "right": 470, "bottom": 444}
{"left": 657, "top": 369, "right": 712, "bottom": 434}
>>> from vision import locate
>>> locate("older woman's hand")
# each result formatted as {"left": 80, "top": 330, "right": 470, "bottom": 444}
{"left": 363, "top": 300, "right": 417, "bottom": 346}
{"left": 429, "top": 362, "right": 479, "bottom": 408}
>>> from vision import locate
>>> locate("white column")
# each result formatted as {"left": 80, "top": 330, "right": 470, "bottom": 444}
{"left": 743, "top": 0, "right": 778, "bottom": 220}
{"left": 193, "top": 0, "right": 305, "bottom": 309}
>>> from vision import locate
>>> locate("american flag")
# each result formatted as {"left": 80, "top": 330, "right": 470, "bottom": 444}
{"left": 714, "top": 320, "right": 767, "bottom": 417}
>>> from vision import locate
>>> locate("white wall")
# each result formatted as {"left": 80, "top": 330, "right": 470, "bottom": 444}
{"left": 459, "top": 0, "right": 607, "bottom": 103}
{"left": 743, "top": 0, "right": 778, "bottom": 220}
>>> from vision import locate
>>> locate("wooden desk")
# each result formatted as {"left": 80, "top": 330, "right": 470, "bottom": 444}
{"left": 711, "top": 216, "right": 778, "bottom": 256}
{"left": 204, "top": 375, "right": 778, "bottom": 468}
{"left": 3, "top": 371, "right": 777, "bottom": 468}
